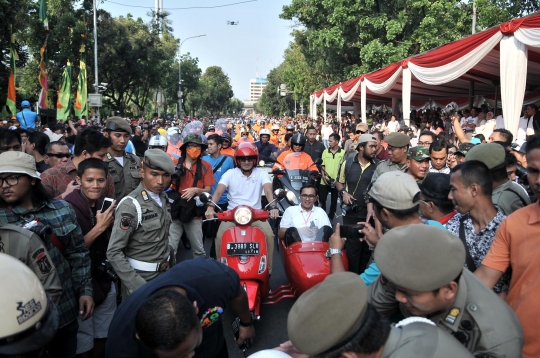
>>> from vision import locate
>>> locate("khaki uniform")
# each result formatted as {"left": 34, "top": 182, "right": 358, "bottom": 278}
{"left": 0, "top": 224, "right": 62, "bottom": 304}
{"left": 106, "top": 151, "right": 142, "bottom": 201}
{"left": 382, "top": 322, "right": 473, "bottom": 357}
{"left": 492, "top": 180, "right": 531, "bottom": 215}
{"left": 369, "top": 269, "right": 524, "bottom": 357}
{"left": 371, "top": 160, "right": 408, "bottom": 182}
{"left": 106, "top": 183, "right": 172, "bottom": 299}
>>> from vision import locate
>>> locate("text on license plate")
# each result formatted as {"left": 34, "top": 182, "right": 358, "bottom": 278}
{"left": 226, "top": 242, "right": 260, "bottom": 256}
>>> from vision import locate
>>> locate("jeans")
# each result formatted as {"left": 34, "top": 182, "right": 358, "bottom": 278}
{"left": 323, "top": 139, "right": 329, "bottom": 148}
{"left": 318, "top": 183, "right": 338, "bottom": 221}
{"left": 343, "top": 216, "right": 372, "bottom": 275}
{"left": 169, "top": 219, "right": 205, "bottom": 258}
{"left": 47, "top": 318, "right": 79, "bottom": 358}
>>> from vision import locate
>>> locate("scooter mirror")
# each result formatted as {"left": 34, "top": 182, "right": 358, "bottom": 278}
{"left": 274, "top": 188, "right": 285, "bottom": 200}
{"left": 259, "top": 160, "right": 266, "bottom": 167}
{"left": 199, "top": 192, "right": 211, "bottom": 203}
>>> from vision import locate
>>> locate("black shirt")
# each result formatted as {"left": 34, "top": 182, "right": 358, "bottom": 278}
{"left": 132, "top": 135, "right": 148, "bottom": 157}
{"left": 36, "top": 160, "right": 48, "bottom": 173}
{"left": 105, "top": 258, "right": 240, "bottom": 358}
{"left": 304, "top": 140, "right": 325, "bottom": 162}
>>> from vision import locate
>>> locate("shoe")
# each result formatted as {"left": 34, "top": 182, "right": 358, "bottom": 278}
{"left": 181, "top": 235, "right": 191, "bottom": 250}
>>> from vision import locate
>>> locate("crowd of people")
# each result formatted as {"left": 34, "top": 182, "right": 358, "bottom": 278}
{"left": 0, "top": 100, "right": 538, "bottom": 358}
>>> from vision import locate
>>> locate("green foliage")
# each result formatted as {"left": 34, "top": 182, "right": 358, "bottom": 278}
{"left": 224, "top": 98, "right": 244, "bottom": 116}
{"left": 256, "top": 65, "right": 295, "bottom": 117}
{"left": 199, "top": 66, "right": 233, "bottom": 115}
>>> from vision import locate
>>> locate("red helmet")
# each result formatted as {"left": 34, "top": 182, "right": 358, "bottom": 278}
{"left": 235, "top": 142, "right": 258, "bottom": 167}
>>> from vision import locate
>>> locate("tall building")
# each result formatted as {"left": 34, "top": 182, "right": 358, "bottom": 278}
{"left": 249, "top": 78, "right": 267, "bottom": 102}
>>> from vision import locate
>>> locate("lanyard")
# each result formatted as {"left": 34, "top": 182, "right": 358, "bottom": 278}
{"left": 301, "top": 210, "right": 312, "bottom": 225}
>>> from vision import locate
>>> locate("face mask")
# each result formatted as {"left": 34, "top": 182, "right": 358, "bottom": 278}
{"left": 187, "top": 147, "right": 201, "bottom": 159}
{"left": 242, "top": 135, "right": 248, "bottom": 140}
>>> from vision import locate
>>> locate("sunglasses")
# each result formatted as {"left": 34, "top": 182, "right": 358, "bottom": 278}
{"left": 46, "top": 153, "right": 72, "bottom": 159}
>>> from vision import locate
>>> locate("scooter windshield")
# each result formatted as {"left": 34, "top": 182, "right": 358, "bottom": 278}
{"left": 281, "top": 152, "right": 312, "bottom": 191}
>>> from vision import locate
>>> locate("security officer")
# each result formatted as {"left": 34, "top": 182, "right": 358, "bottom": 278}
{"left": 104, "top": 116, "right": 142, "bottom": 201}
{"left": 405, "top": 146, "right": 430, "bottom": 183}
{"left": 107, "top": 149, "right": 175, "bottom": 300}
{"left": 368, "top": 225, "right": 524, "bottom": 357}
{"left": 371, "top": 132, "right": 410, "bottom": 182}
{"left": 283, "top": 272, "right": 474, "bottom": 358}
{"left": 0, "top": 253, "right": 60, "bottom": 357}
{"left": 0, "top": 224, "right": 62, "bottom": 305}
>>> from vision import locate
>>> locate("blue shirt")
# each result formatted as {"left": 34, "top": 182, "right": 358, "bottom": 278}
{"left": 16, "top": 109, "right": 38, "bottom": 129}
{"left": 202, "top": 154, "right": 234, "bottom": 204}
{"left": 360, "top": 220, "right": 446, "bottom": 286}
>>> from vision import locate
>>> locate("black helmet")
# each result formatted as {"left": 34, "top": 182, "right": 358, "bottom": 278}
{"left": 291, "top": 134, "right": 306, "bottom": 147}
{"left": 286, "top": 124, "right": 295, "bottom": 131}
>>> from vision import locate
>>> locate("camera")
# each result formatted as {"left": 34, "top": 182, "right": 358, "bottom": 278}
{"left": 171, "top": 164, "right": 186, "bottom": 182}
{"left": 516, "top": 164, "right": 528, "bottom": 185}
{"left": 342, "top": 203, "right": 360, "bottom": 216}
{"left": 26, "top": 224, "right": 53, "bottom": 242}
{"left": 97, "top": 260, "right": 119, "bottom": 282}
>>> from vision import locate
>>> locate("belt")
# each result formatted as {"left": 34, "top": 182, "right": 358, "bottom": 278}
{"left": 127, "top": 256, "right": 170, "bottom": 272}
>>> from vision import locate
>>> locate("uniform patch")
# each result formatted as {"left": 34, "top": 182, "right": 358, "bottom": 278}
{"left": 445, "top": 307, "right": 460, "bottom": 324}
{"left": 109, "top": 169, "right": 117, "bottom": 174}
{"left": 16, "top": 299, "right": 42, "bottom": 325}
{"left": 120, "top": 215, "right": 132, "bottom": 230}
{"left": 31, "top": 248, "right": 52, "bottom": 274}
{"left": 130, "top": 158, "right": 137, "bottom": 165}
{"left": 143, "top": 213, "right": 158, "bottom": 221}
{"left": 107, "top": 153, "right": 113, "bottom": 161}
{"left": 141, "top": 190, "right": 149, "bottom": 201}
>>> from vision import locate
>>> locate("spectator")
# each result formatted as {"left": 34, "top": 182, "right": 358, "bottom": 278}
{"left": 489, "top": 128, "right": 513, "bottom": 149}
{"left": 372, "top": 130, "right": 389, "bottom": 161}
{"left": 319, "top": 133, "right": 345, "bottom": 221}
{"left": 0, "top": 127, "right": 21, "bottom": 154}
{"left": 428, "top": 140, "right": 450, "bottom": 174}
{"left": 321, "top": 121, "right": 334, "bottom": 148}
{"left": 446, "top": 161, "right": 509, "bottom": 293}
{"left": 386, "top": 115, "right": 400, "bottom": 133}
{"left": 15, "top": 100, "right": 38, "bottom": 129}
{"left": 132, "top": 125, "right": 150, "bottom": 158}
{"left": 303, "top": 126, "right": 325, "bottom": 162}
{"left": 418, "top": 173, "right": 457, "bottom": 224}
{"left": 454, "top": 142, "right": 475, "bottom": 165}
{"left": 26, "top": 130, "right": 50, "bottom": 173}
{"left": 41, "top": 128, "right": 115, "bottom": 200}
{"left": 417, "top": 130, "right": 436, "bottom": 148}
{"left": 43, "top": 141, "right": 71, "bottom": 168}
{"left": 506, "top": 149, "right": 519, "bottom": 182}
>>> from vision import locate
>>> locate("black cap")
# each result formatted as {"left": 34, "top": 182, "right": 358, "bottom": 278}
{"left": 418, "top": 173, "right": 451, "bottom": 200}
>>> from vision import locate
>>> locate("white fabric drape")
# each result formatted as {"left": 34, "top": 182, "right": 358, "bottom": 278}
{"left": 500, "top": 35, "right": 528, "bottom": 136}
{"left": 408, "top": 32, "right": 503, "bottom": 85}
{"left": 315, "top": 93, "right": 324, "bottom": 105}
{"left": 337, "top": 91, "right": 342, "bottom": 120}
{"left": 514, "top": 28, "right": 540, "bottom": 47}
{"left": 339, "top": 79, "right": 362, "bottom": 102}
{"left": 402, "top": 67, "right": 411, "bottom": 126}
{"left": 324, "top": 88, "right": 339, "bottom": 103}
{"left": 364, "top": 68, "right": 403, "bottom": 94}
{"left": 361, "top": 81, "right": 367, "bottom": 123}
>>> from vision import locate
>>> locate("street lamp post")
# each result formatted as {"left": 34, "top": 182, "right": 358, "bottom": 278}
{"left": 93, "top": 0, "right": 100, "bottom": 122}
{"left": 178, "top": 35, "right": 206, "bottom": 118}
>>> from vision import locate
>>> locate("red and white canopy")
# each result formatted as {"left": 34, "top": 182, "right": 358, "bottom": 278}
{"left": 310, "top": 13, "right": 540, "bottom": 136}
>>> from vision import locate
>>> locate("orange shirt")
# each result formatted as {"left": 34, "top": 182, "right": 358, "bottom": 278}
{"left": 232, "top": 136, "right": 254, "bottom": 148}
{"left": 482, "top": 202, "right": 540, "bottom": 358}
{"left": 221, "top": 147, "right": 235, "bottom": 158}
{"left": 177, "top": 159, "right": 215, "bottom": 192}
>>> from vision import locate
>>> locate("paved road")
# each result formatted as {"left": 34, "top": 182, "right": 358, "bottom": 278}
{"left": 176, "top": 204, "right": 343, "bottom": 357}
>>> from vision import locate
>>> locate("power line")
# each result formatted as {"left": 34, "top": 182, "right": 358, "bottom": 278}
{"left": 104, "top": 0, "right": 258, "bottom": 10}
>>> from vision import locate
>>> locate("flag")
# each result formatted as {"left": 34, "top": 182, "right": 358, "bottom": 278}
{"left": 56, "top": 62, "right": 72, "bottom": 121}
{"left": 40, "top": 0, "right": 48, "bottom": 30}
{"left": 38, "top": 36, "right": 49, "bottom": 109}
{"left": 75, "top": 45, "right": 87, "bottom": 119}
{"left": 6, "top": 27, "right": 17, "bottom": 116}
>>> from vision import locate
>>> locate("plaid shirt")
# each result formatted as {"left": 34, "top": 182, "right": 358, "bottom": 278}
{"left": 41, "top": 160, "right": 115, "bottom": 199}
{"left": 0, "top": 200, "right": 92, "bottom": 328}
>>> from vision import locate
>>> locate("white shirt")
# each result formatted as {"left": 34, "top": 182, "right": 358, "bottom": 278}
{"left": 464, "top": 116, "right": 478, "bottom": 131}
{"left": 495, "top": 115, "right": 505, "bottom": 129}
{"left": 516, "top": 116, "right": 535, "bottom": 142}
{"left": 321, "top": 124, "right": 334, "bottom": 140}
{"left": 280, "top": 205, "right": 331, "bottom": 242}
{"left": 147, "top": 190, "right": 163, "bottom": 207}
{"left": 387, "top": 121, "right": 400, "bottom": 133}
{"left": 219, "top": 167, "right": 271, "bottom": 210}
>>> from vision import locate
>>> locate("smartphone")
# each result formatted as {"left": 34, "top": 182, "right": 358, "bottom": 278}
{"left": 340, "top": 225, "right": 365, "bottom": 240}
{"left": 101, "top": 198, "right": 114, "bottom": 213}
{"left": 231, "top": 317, "right": 251, "bottom": 356}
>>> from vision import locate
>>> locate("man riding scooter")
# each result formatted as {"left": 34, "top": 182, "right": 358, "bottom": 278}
{"left": 205, "top": 143, "right": 280, "bottom": 274}
{"left": 255, "top": 129, "right": 278, "bottom": 163}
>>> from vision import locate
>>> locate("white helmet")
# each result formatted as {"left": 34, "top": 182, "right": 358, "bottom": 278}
{"left": 259, "top": 129, "right": 271, "bottom": 137}
{"left": 148, "top": 135, "right": 167, "bottom": 148}
{"left": 0, "top": 253, "right": 59, "bottom": 355}
{"left": 272, "top": 124, "right": 280, "bottom": 131}
{"left": 248, "top": 350, "right": 292, "bottom": 358}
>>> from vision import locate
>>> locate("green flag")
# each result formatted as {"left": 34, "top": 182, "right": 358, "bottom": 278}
{"left": 56, "top": 62, "right": 72, "bottom": 121}
{"left": 75, "top": 45, "right": 87, "bottom": 119}
{"left": 6, "top": 27, "right": 17, "bottom": 116}
{"left": 40, "top": 0, "right": 48, "bottom": 29}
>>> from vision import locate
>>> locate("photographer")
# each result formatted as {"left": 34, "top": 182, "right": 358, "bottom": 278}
{"left": 132, "top": 125, "right": 150, "bottom": 158}
{"left": 64, "top": 158, "right": 117, "bottom": 358}
{"left": 334, "top": 134, "right": 378, "bottom": 274}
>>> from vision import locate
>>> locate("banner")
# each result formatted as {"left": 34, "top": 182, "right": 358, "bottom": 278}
{"left": 6, "top": 27, "right": 17, "bottom": 116}
{"left": 38, "top": 0, "right": 49, "bottom": 109}
{"left": 56, "top": 62, "right": 72, "bottom": 121}
{"left": 75, "top": 45, "right": 87, "bottom": 119}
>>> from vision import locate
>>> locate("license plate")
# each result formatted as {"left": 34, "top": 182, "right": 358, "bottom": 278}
{"left": 226, "top": 242, "right": 260, "bottom": 256}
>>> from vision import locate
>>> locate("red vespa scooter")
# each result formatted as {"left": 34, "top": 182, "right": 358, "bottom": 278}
{"left": 199, "top": 190, "right": 284, "bottom": 320}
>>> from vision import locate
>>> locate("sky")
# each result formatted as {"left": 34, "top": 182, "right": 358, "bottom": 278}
{"left": 99, "top": 0, "right": 294, "bottom": 101}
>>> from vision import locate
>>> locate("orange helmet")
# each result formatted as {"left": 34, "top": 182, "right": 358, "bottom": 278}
{"left": 235, "top": 142, "right": 258, "bottom": 167}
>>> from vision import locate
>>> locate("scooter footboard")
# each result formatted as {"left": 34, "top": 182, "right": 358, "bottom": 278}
{"left": 242, "top": 280, "right": 261, "bottom": 317}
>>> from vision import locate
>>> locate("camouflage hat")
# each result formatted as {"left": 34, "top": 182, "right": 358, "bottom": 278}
{"left": 385, "top": 132, "right": 410, "bottom": 147}
{"left": 179, "top": 133, "right": 207, "bottom": 152}
{"left": 105, "top": 116, "right": 132, "bottom": 134}
{"left": 288, "top": 273, "right": 368, "bottom": 355}
{"left": 455, "top": 142, "right": 475, "bottom": 156}
{"left": 143, "top": 149, "right": 175, "bottom": 174}
{"left": 465, "top": 143, "right": 505, "bottom": 169}
{"left": 375, "top": 225, "right": 466, "bottom": 292}
{"left": 407, "top": 146, "right": 430, "bottom": 162}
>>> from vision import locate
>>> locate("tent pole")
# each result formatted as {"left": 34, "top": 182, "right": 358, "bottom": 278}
{"left": 469, "top": 81, "right": 475, "bottom": 110}
{"left": 493, "top": 85, "right": 498, "bottom": 112}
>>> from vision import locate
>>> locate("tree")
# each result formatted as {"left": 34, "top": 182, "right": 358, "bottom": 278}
{"left": 256, "top": 65, "right": 295, "bottom": 116}
{"left": 224, "top": 98, "right": 244, "bottom": 116}
{"left": 199, "top": 66, "right": 233, "bottom": 115}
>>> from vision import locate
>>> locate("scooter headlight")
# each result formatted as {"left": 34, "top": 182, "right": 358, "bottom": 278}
{"left": 234, "top": 207, "right": 253, "bottom": 225}
{"left": 285, "top": 190, "right": 299, "bottom": 205}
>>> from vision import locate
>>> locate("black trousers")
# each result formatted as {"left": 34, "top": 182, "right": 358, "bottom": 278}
{"left": 46, "top": 318, "right": 78, "bottom": 358}
{"left": 343, "top": 216, "right": 373, "bottom": 275}
{"left": 318, "top": 184, "right": 338, "bottom": 221}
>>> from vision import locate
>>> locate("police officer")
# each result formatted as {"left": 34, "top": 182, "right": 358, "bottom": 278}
{"left": 104, "top": 117, "right": 142, "bottom": 201}
{"left": 0, "top": 253, "right": 59, "bottom": 357}
{"left": 371, "top": 132, "right": 410, "bottom": 182}
{"left": 368, "top": 225, "right": 524, "bottom": 357}
{"left": 107, "top": 149, "right": 175, "bottom": 300}
{"left": 0, "top": 224, "right": 62, "bottom": 305}
{"left": 281, "top": 272, "right": 474, "bottom": 358}
{"left": 16, "top": 100, "right": 38, "bottom": 129}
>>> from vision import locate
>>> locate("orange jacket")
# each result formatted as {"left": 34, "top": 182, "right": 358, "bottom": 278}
{"left": 232, "top": 136, "right": 254, "bottom": 148}
{"left": 274, "top": 151, "right": 317, "bottom": 172}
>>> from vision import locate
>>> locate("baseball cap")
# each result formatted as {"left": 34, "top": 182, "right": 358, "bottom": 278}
{"left": 418, "top": 173, "right": 451, "bottom": 200}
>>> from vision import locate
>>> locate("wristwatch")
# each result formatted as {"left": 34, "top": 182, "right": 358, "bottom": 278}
{"left": 325, "top": 248, "right": 342, "bottom": 259}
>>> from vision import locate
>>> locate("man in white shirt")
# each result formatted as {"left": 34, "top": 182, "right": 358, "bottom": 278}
{"left": 386, "top": 115, "right": 400, "bottom": 133}
{"left": 462, "top": 108, "right": 478, "bottom": 139}
{"left": 278, "top": 184, "right": 331, "bottom": 245}
{"left": 321, "top": 121, "right": 334, "bottom": 149}
{"left": 205, "top": 143, "right": 279, "bottom": 273}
